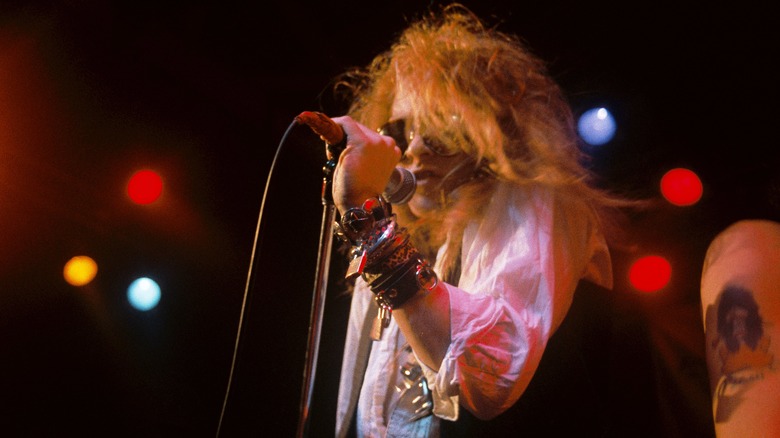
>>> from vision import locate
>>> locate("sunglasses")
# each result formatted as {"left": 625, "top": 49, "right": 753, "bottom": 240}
{"left": 378, "top": 119, "right": 460, "bottom": 157}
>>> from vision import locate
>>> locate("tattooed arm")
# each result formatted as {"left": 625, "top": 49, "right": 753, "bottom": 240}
{"left": 700, "top": 219, "right": 780, "bottom": 437}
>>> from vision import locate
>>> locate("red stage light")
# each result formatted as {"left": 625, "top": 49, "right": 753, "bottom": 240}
{"left": 660, "top": 168, "right": 703, "bottom": 206}
{"left": 629, "top": 255, "right": 672, "bottom": 293}
{"left": 127, "top": 169, "right": 163, "bottom": 205}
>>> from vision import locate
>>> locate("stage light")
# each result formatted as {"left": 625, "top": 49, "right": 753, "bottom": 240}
{"left": 127, "top": 277, "right": 161, "bottom": 311}
{"left": 660, "top": 167, "right": 703, "bottom": 206}
{"left": 577, "top": 107, "right": 616, "bottom": 146}
{"left": 63, "top": 255, "right": 98, "bottom": 286}
{"left": 629, "top": 255, "right": 672, "bottom": 293}
{"left": 127, "top": 169, "right": 163, "bottom": 205}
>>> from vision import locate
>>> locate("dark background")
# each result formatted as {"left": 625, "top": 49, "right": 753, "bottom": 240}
{"left": 1, "top": 1, "right": 776, "bottom": 436}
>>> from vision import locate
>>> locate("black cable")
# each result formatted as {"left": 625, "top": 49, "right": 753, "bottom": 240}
{"left": 215, "top": 118, "right": 301, "bottom": 438}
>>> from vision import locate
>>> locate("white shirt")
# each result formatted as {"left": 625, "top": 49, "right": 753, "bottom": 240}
{"left": 336, "top": 182, "right": 613, "bottom": 437}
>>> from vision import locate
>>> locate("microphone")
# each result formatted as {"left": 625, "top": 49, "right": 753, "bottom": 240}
{"left": 383, "top": 166, "right": 416, "bottom": 204}
{"left": 295, "top": 111, "right": 416, "bottom": 204}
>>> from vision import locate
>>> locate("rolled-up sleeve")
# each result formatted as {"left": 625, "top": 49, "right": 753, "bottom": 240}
{"left": 420, "top": 184, "right": 612, "bottom": 421}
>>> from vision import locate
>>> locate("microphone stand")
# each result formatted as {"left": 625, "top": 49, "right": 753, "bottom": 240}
{"left": 296, "top": 142, "right": 342, "bottom": 438}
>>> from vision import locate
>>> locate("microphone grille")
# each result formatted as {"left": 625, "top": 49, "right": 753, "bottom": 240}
{"left": 384, "top": 168, "right": 416, "bottom": 204}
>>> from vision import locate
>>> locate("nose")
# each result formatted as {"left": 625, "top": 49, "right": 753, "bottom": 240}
{"left": 402, "top": 134, "right": 432, "bottom": 165}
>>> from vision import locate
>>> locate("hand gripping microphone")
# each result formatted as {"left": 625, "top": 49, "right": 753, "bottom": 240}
{"left": 295, "top": 111, "right": 416, "bottom": 204}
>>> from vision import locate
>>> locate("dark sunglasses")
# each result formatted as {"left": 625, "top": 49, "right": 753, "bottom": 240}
{"left": 378, "top": 119, "right": 460, "bottom": 157}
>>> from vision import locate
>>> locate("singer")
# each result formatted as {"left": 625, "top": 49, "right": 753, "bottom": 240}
{"left": 320, "top": 4, "right": 639, "bottom": 437}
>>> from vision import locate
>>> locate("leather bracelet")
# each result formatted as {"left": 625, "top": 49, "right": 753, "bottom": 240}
{"left": 368, "top": 254, "right": 418, "bottom": 289}
{"left": 342, "top": 196, "right": 400, "bottom": 279}
{"left": 364, "top": 228, "right": 412, "bottom": 274}
{"left": 370, "top": 258, "right": 439, "bottom": 310}
{"left": 337, "top": 196, "right": 392, "bottom": 244}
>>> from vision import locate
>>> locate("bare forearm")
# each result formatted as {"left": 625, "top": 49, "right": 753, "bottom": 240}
{"left": 393, "top": 282, "right": 451, "bottom": 371}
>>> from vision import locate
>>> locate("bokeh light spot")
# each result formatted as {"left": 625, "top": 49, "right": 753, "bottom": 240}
{"left": 577, "top": 107, "right": 617, "bottom": 146}
{"left": 629, "top": 255, "right": 672, "bottom": 293}
{"left": 660, "top": 168, "right": 703, "bottom": 206}
{"left": 63, "top": 255, "right": 98, "bottom": 286}
{"left": 127, "top": 277, "right": 161, "bottom": 311}
{"left": 127, "top": 169, "right": 163, "bottom": 205}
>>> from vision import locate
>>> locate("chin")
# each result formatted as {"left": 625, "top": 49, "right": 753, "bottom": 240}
{"left": 407, "top": 194, "right": 440, "bottom": 218}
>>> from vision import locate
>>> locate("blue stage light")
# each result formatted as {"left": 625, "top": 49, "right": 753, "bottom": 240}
{"left": 128, "top": 277, "right": 161, "bottom": 311}
{"left": 577, "top": 107, "right": 616, "bottom": 146}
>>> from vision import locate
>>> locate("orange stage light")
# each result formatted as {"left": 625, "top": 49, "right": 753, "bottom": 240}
{"left": 63, "top": 255, "right": 98, "bottom": 286}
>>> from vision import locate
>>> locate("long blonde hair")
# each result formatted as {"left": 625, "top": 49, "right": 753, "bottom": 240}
{"left": 336, "top": 4, "right": 637, "bottom": 279}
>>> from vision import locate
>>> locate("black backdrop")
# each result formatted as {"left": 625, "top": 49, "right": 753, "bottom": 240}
{"left": 1, "top": 1, "right": 776, "bottom": 436}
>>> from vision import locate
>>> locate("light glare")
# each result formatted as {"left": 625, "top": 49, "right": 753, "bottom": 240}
{"left": 660, "top": 168, "right": 703, "bottom": 206}
{"left": 63, "top": 256, "right": 98, "bottom": 286}
{"left": 127, "top": 169, "right": 163, "bottom": 205}
{"left": 629, "top": 255, "right": 672, "bottom": 293}
{"left": 577, "top": 107, "right": 617, "bottom": 146}
{"left": 128, "top": 277, "right": 161, "bottom": 311}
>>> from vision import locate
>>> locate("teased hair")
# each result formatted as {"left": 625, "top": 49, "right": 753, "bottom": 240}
{"left": 334, "top": 4, "right": 639, "bottom": 278}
